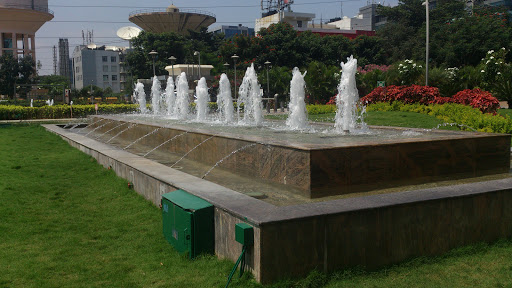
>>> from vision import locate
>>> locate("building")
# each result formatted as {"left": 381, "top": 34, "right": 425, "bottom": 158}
{"left": 255, "top": 10, "right": 316, "bottom": 33}
{"left": 0, "top": 0, "right": 53, "bottom": 62}
{"left": 128, "top": 4, "right": 216, "bottom": 35}
{"left": 327, "top": 4, "right": 387, "bottom": 31}
{"left": 72, "top": 45, "right": 122, "bottom": 93}
{"left": 210, "top": 25, "right": 255, "bottom": 38}
{"left": 58, "top": 38, "right": 72, "bottom": 83}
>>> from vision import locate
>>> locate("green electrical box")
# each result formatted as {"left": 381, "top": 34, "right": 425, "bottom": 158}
{"left": 162, "top": 190, "right": 214, "bottom": 259}
{"left": 235, "top": 223, "right": 254, "bottom": 246}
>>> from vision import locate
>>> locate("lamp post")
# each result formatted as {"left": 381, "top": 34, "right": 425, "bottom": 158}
{"left": 264, "top": 61, "right": 271, "bottom": 97}
{"left": 149, "top": 50, "right": 158, "bottom": 76}
{"left": 168, "top": 56, "right": 176, "bottom": 81}
{"left": 231, "top": 54, "right": 239, "bottom": 101}
{"left": 223, "top": 62, "right": 229, "bottom": 73}
{"left": 194, "top": 51, "right": 201, "bottom": 79}
{"left": 90, "top": 79, "right": 94, "bottom": 104}
{"left": 423, "top": 0, "right": 429, "bottom": 86}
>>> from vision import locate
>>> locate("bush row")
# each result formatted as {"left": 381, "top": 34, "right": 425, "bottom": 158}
{"left": 0, "top": 104, "right": 138, "bottom": 120}
{"left": 359, "top": 85, "right": 500, "bottom": 113}
{"left": 367, "top": 102, "right": 512, "bottom": 134}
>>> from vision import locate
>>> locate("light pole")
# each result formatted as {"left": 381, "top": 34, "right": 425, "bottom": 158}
{"left": 264, "top": 61, "right": 271, "bottom": 97}
{"left": 231, "top": 54, "right": 239, "bottom": 101}
{"left": 194, "top": 51, "right": 201, "bottom": 79}
{"left": 223, "top": 62, "right": 229, "bottom": 73}
{"left": 168, "top": 56, "right": 176, "bottom": 81}
{"left": 90, "top": 79, "right": 94, "bottom": 104}
{"left": 149, "top": 50, "right": 158, "bottom": 76}
{"left": 424, "top": 0, "right": 429, "bottom": 86}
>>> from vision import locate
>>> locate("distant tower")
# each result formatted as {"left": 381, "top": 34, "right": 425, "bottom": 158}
{"left": 129, "top": 4, "right": 216, "bottom": 35}
{"left": 0, "top": 0, "right": 54, "bottom": 63}
{"left": 53, "top": 45, "right": 57, "bottom": 75}
{"left": 58, "top": 38, "right": 72, "bottom": 82}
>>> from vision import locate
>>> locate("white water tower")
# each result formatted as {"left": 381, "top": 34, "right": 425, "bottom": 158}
{"left": 0, "top": 0, "right": 54, "bottom": 62}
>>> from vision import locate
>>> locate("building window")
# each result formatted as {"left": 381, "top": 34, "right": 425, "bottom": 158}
{"left": 103, "top": 75, "right": 109, "bottom": 81}
{"left": 111, "top": 56, "right": 116, "bottom": 62}
{"left": 297, "top": 21, "right": 303, "bottom": 28}
{"left": 102, "top": 56, "right": 108, "bottom": 62}
{"left": 112, "top": 75, "right": 118, "bottom": 81}
{"left": 2, "top": 33, "right": 12, "bottom": 48}
{"left": 111, "top": 66, "right": 117, "bottom": 72}
{"left": 103, "top": 65, "right": 109, "bottom": 72}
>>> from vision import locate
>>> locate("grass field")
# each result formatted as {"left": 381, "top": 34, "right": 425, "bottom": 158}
{"left": 266, "top": 110, "right": 453, "bottom": 129}
{"left": 1, "top": 123, "right": 511, "bottom": 288}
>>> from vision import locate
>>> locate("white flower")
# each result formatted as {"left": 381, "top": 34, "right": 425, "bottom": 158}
{"left": 497, "top": 72, "right": 502, "bottom": 75}
{"left": 488, "top": 50, "right": 494, "bottom": 54}
{"left": 490, "top": 56, "right": 494, "bottom": 59}
{"left": 486, "top": 60, "right": 490, "bottom": 64}
{"left": 502, "top": 47, "right": 506, "bottom": 50}
{"left": 399, "top": 64, "right": 403, "bottom": 67}
{"left": 481, "top": 70, "right": 485, "bottom": 73}
{"left": 413, "top": 64, "right": 417, "bottom": 68}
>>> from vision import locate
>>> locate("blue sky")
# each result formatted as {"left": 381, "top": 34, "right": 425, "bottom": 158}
{"left": 36, "top": 0, "right": 397, "bottom": 75}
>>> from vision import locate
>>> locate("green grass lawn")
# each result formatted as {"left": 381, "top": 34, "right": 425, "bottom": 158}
{"left": 1, "top": 124, "right": 511, "bottom": 288}
{"left": 267, "top": 110, "right": 454, "bottom": 129}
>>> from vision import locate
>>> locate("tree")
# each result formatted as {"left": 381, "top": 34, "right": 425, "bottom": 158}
{"left": 0, "top": 55, "right": 36, "bottom": 99}
{"left": 36, "top": 75, "right": 70, "bottom": 98}
{"left": 304, "top": 61, "right": 339, "bottom": 104}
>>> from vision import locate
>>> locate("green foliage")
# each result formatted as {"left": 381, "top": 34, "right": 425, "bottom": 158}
{"left": 35, "top": 75, "right": 71, "bottom": 98}
{"left": 0, "top": 54, "right": 36, "bottom": 99}
{"left": 367, "top": 102, "right": 512, "bottom": 133}
{"left": 0, "top": 104, "right": 138, "bottom": 120}
{"left": 306, "top": 104, "right": 337, "bottom": 115}
{"left": 396, "top": 59, "right": 424, "bottom": 85}
{"left": 304, "top": 61, "right": 339, "bottom": 104}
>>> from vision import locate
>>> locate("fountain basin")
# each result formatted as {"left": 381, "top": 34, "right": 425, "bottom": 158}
{"left": 86, "top": 115, "right": 510, "bottom": 199}
{"left": 44, "top": 121, "right": 512, "bottom": 284}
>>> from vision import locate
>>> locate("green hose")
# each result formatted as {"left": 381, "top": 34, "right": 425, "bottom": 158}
{"left": 225, "top": 245, "right": 247, "bottom": 288}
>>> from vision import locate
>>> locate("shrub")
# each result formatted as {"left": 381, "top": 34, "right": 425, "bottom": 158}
{"left": 367, "top": 102, "right": 512, "bottom": 134}
{"left": 451, "top": 88, "right": 500, "bottom": 114}
{"left": 360, "top": 85, "right": 441, "bottom": 105}
{"left": 306, "top": 104, "right": 336, "bottom": 115}
{"left": 0, "top": 104, "right": 138, "bottom": 120}
{"left": 361, "top": 86, "right": 500, "bottom": 113}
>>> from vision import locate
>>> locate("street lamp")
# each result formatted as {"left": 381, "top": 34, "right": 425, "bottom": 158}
{"left": 423, "top": 0, "right": 429, "bottom": 86}
{"left": 194, "top": 51, "right": 201, "bottom": 79}
{"left": 168, "top": 56, "right": 176, "bottom": 81}
{"left": 231, "top": 54, "right": 239, "bottom": 101}
{"left": 90, "top": 79, "right": 95, "bottom": 104}
{"left": 149, "top": 50, "right": 158, "bottom": 76}
{"left": 223, "top": 62, "right": 229, "bottom": 73}
{"left": 264, "top": 61, "right": 271, "bottom": 97}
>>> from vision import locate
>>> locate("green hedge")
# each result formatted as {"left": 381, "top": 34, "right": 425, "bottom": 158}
{"left": 0, "top": 104, "right": 138, "bottom": 120}
{"left": 306, "top": 104, "right": 337, "bottom": 115}
{"left": 367, "top": 102, "right": 512, "bottom": 134}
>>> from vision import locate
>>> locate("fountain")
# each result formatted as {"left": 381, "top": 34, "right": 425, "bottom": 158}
{"left": 164, "top": 76, "right": 175, "bottom": 116}
{"left": 151, "top": 76, "right": 163, "bottom": 115}
{"left": 195, "top": 77, "right": 209, "bottom": 122}
{"left": 286, "top": 67, "right": 308, "bottom": 130}
{"left": 238, "top": 64, "right": 263, "bottom": 126}
{"left": 217, "top": 73, "right": 235, "bottom": 123}
{"left": 335, "top": 55, "right": 367, "bottom": 133}
{"left": 46, "top": 56, "right": 512, "bottom": 284}
{"left": 174, "top": 72, "right": 190, "bottom": 119}
{"left": 134, "top": 82, "right": 147, "bottom": 114}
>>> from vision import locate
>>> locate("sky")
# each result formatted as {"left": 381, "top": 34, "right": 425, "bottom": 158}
{"left": 36, "top": 0, "right": 398, "bottom": 75}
